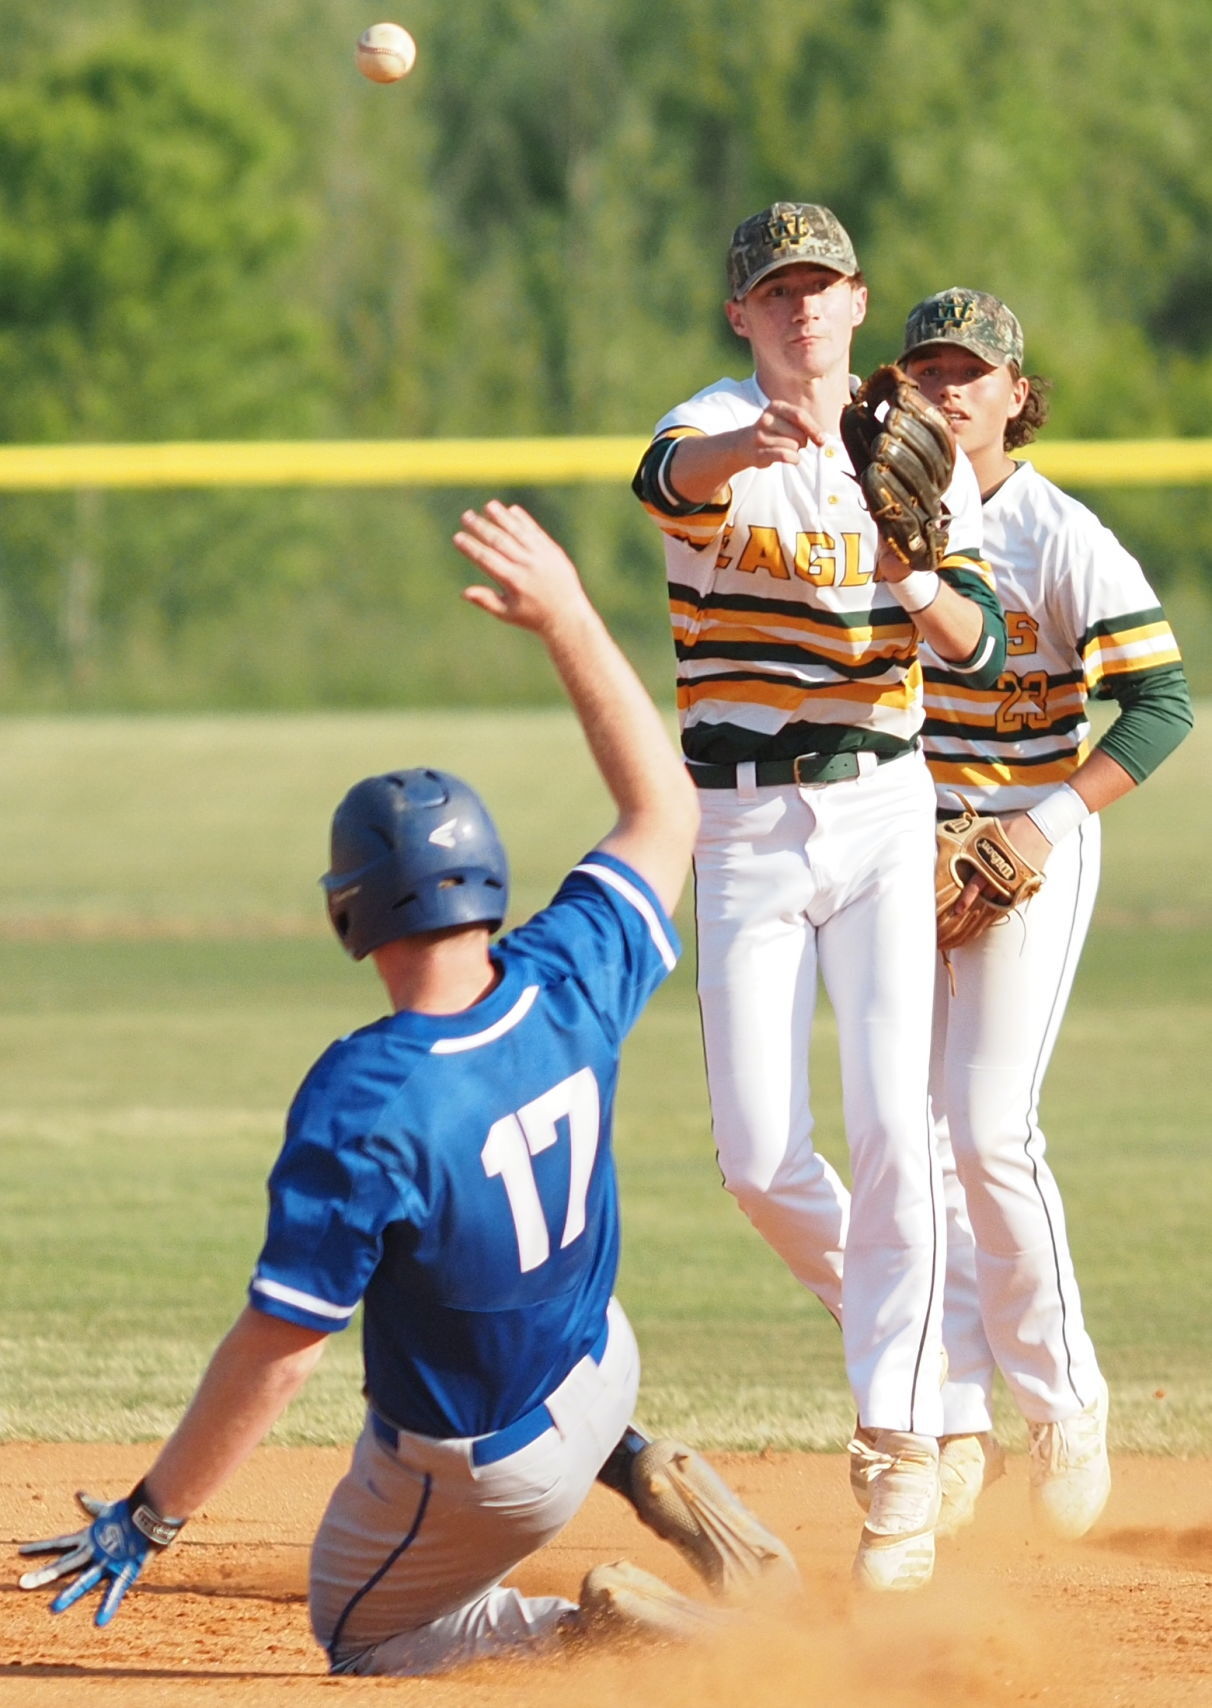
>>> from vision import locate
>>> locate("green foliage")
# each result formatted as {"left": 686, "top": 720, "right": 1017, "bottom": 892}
{"left": 0, "top": 34, "right": 336, "bottom": 691}
{"left": 0, "top": 39, "right": 328, "bottom": 441}
{"left": 0, "top": 1, "right": 1209, "bottom": 704}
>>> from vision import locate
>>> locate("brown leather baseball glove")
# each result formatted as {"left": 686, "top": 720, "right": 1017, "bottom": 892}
{"left": 840, "top": 364, "right": 956, "bottom": 572}
{"left": 936, "top": 797, "right": 1046, "bottom": 950}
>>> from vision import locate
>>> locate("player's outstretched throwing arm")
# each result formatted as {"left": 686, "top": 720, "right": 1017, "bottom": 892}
{"left": 633, "top": 373, "right": 1007, "bottom": 695}
{"left": 453, "top": 501, "right": 699, "bottom": 916}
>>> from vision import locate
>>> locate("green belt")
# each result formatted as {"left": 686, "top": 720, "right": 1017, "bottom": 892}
{"left": 687, "top": 747, "right": 909, "bottom": 789}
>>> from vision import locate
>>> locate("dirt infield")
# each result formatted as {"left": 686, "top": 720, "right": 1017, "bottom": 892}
{"left": 3, "top": 1444, "right": 1211, "bottom": 1706}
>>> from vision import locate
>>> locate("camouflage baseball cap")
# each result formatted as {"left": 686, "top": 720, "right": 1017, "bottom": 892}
{"left": 727, "top": 202, "right": 858, "bottom": 299}
{"left": 900, "top": 287, "right": 1024, "bottom": 368}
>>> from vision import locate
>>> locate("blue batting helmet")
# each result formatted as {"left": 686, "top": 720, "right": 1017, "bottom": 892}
{"left": 321, "top": 769, "right": 509, "bottom": 959}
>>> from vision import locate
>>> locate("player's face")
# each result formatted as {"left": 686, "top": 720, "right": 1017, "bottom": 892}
{"left": 904, "top": 346, "right": 1029, "bottom": 463}
{"left": 726, "top": 264, "right": 867, "bottom": 388}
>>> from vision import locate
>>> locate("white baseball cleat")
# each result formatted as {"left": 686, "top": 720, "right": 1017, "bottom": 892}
{"left": 936, "top": 1432, "right": 1007, "bottom": 1538}
{"left": 851, "top": 1431, "right": 941, "bottom": 1592}
{"left": 576, "top": 1559, "right": 732, "bottom": 1643}
{"left": 850, "top": 1346, "right": 952, "bottom": 1518}
{"left": 1028, "top": 1376, "right": 1111, "bottom": 1540}
{"left": 851, "top": 1423, "right": 997, "bottom": 1536}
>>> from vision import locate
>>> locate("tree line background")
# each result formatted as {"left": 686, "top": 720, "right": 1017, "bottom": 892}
{"left": 1, "top": 0, "right": 1209, "bottom": 707}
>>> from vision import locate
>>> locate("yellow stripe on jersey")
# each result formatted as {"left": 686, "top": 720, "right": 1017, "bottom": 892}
{"left": 671, "top": 606, "right": 919, "bottom": 667}
{"left": 650, "top": 517, "right": 727, "bottom": 549}
{"left": 678, "top": 667, "right": 921, "bottom": 716}
{"left": 928, "top": 743, "right": 1090, "bottom": 790}
{"left": 679, "top": 625, "right": 919, "bottom": 669}
{"left": 1082, "top": 620, "right": 1183, "bottom": 685}
{"left": 940, "top": 552, "right": 996, "bottom": 592}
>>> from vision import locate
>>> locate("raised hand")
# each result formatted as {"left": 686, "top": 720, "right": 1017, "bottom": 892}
{"left": 452, "top": 501, "right": 589, "bottom": 634}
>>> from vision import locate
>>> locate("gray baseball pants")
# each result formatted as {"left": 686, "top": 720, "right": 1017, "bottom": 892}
{"left": 309, "top": 1298, "right": 639, "bottom": 1676}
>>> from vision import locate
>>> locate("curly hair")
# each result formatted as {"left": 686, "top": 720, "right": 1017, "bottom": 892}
{"left": 1004, "top": 367, "right": 1051, "bottom": 450}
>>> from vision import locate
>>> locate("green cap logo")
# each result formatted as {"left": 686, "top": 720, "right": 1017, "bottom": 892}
{"left": 900, "top": 288, "right": 1024, "bottom": 368}
{"left": 727, "top": 203, "right": 858, "bottom": 300}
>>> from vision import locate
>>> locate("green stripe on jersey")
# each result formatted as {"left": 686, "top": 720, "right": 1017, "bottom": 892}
{"left": 1079, "top": 604, "right": 1166, "bottom": 651}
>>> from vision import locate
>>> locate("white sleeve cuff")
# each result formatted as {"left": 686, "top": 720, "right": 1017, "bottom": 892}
{"left": 886, "top": 569, "right": 941, "bottom": 613}
{"left": 1026, "top": 783, "right": 1090, "bottom": 846}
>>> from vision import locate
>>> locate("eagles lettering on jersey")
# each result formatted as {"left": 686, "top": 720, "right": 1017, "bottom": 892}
{"left": 247, "top": 852, "right": 679, "bottom": 1441}
{"left": 923, "top": 462, "right": 1189, "bottom": 812}
{"left": 633, "top": 375, "right": 1004, "bottom": 764}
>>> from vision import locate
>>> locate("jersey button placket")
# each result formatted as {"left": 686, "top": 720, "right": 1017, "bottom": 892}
{"left": 822, "top": 441, "right": 844, "bottom": 510}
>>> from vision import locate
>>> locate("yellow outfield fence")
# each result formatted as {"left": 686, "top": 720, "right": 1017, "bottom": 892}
{"left": 0, "top": 436, "right": 1208, "bottom": 490}
{"left": 0, "top": 439, "right": 645, "bottom": 490}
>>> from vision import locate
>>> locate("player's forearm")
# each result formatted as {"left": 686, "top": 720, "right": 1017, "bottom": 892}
{"left": 1021, "top": 670, "right": 1190, "bottom": 850}
{"left": 1067, "top": 748, "right": 1137, "bottom": 815}
{"left": 542, "top": 601, "right": 698, "bottom": 908}
{"left": 665, "top": 429, "right": 754, "bottom": 504}
{"left": 1006, "top": 751, "right": 1137, "bottom": 870}
{"left": 905, "top": 579, "right": 984, "bottom": 662}
{"left": 542, "top": 604, "right": 688, "bottom": 819}
{"left": 143, "top": 1306, "right": 327, "bottom": 1519}
{"left": 1012, "top": 752, "right": 1136, "bottom": 866}
{"left": 902, "top": 564, "right": 1006, "bottom": 686}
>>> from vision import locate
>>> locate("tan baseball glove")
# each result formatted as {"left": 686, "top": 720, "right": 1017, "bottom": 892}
{"left": 840, "top": 364, "right": 956, "bottom": 571}
{"left": 936, "top": 797, "right": 1045, "bottom": 950}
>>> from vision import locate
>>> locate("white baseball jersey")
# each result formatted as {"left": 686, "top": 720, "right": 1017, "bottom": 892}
{"left": 637, "top": 374, "right": 992, "bottom": 760}
{"left": 929, "top": 458, "right": 1190, "bottom": 1450}
{"left": 634, "top": 373, "right": 1007, "bottom": 1449}
{"left": 922, "top": 461, "right": 1183, "bottom": 813}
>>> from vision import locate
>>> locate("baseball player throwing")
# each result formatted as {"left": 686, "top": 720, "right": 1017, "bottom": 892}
{"left": 899, "top": 289, "right": 1193, "bottom": 1538}
{"left": 633, "top": 203, "right": 1008, "bottom": 1589}
{"left": 19, "top": 504, "right": 795, "bottom": 1670}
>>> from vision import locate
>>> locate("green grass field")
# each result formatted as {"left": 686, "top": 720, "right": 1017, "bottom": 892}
{"left": 0, "top": 711, "right": 1208, "bottom": 1454}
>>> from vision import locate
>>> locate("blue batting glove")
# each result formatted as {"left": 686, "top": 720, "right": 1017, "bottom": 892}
{"left": 18, "top": 1482, "right": 185, "bottom": 1627}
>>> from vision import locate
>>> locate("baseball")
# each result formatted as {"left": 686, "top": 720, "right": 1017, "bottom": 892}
{"left": 355, "top": 22, "right": 417, "bottom": 83}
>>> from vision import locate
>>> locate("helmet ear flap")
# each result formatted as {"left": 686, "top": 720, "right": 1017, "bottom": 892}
{"left": 321, "top": 769, "right": 509, "bottom": 958}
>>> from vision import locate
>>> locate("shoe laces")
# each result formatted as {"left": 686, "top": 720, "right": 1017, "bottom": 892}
{"left": 848, "top": 1432, "right": 892, "bottom": 1479}
{"left": 861, "top": 1434, "right": 939, "bottom": 1536}
{"left": 1028, "top": 1405, "right": 1102, "bottom": 1474}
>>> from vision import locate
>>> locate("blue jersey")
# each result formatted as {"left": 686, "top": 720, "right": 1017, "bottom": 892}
{"left": 248, "top": 851, "right": 678, "bottom": 1438}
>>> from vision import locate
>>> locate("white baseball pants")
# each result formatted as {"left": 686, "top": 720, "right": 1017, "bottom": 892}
{"left": 694, "top": 750, "right": 946, "bottom": 1435}
{"left": 309, "top": 1298, "right": 639, "bottom": 1676}
{"left": 936, "top": 815, "right": 1105, "bottom": 1428}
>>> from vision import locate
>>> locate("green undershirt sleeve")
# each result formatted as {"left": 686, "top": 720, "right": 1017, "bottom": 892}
{"left": 1094, "top": 663, "right": 1194, "bottom": 783}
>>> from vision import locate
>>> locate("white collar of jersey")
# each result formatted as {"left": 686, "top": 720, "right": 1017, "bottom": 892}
{"left": 750, "top": 371, "right": 858, "bottom": 435}
{"left": 373, "top": 956, "right": 533, "bottom": 1053}
{"left": 428, "top": 983, "right": 539, "bottom": 1054}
